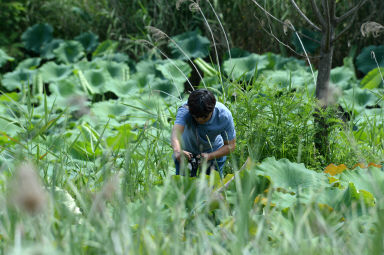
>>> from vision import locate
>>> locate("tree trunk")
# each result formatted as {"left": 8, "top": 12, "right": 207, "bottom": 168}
{"left": 314, "top": 35, "right": 334, "bottom": 158}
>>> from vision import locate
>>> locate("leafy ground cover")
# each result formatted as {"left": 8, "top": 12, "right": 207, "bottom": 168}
{"left": 0, "top": 24, "right": 383, "bottom": 254}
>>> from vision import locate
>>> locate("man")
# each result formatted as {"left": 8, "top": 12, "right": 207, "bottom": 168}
{"left": 171, "top": 89, "right": 236, "bottom": 176}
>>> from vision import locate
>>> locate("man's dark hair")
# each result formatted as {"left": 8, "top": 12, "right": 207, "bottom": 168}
{"left": 188, "top": 89, "right": 216, "bottom": 118}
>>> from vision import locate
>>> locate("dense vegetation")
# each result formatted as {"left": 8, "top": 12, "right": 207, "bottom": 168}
{"left": 0, "top": 0, "right": 384, "bottom": 254}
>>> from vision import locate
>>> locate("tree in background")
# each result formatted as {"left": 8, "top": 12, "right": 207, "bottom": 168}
{"left": 251, "top": 0, "right": 375, "bottom": 159}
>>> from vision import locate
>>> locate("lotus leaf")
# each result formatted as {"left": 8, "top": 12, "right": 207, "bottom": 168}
{"left": 255, "top": 157, "right": 328, "bottom": 192}
{"left": 21, "top": 23, "right": 53, "bottom": 53}
{"left": 40, "top": 39, "right": 64, "bottom": 59}
{"left": 339, "top": 167, "right": 384, "bottom": 198}
{"left": 106, "top": 124, "right": 137, "bottom": 150}
{"left": 261, "top": 69, "right": 313, "bottom": 89}
{"left": 223, "top": 54, "right": 269, "bottom": 80}
{"left": 339, "top": 87, "right": 380, "bottom": 114}
{"left": 356, "top": 45, "right": 384, "bottom": 74}
{"left": 92, "top": 40, "right": 118, "bottom": 57}
{"left": 291, "top": 29, "right": 321, "bottom": 54}
{"left": 361, "top": 67, "right": 384, "bottom": 89}
{"left": 169, "top": 30, "right": 210, "bottom": 60}
{"left": 136, "top": 60, "right": 160, "bottom": 76}
{"left": 0, "top": 49, "right": 14, "bottom": 68}
{"left": 40, "top": 62, "right": 73, "bottom": 82}
{"left": 266, "top": 53, "right": 306, "bottom": 71}
{"left": 49, "top": 78, "right": 83, "bottom": 98}
{"left": 83, "top": 69, "right": 111, "bottom": 94}
{"left": 331, "top": 66, "right": 357, "bottom": 90}
{"left": 156, "top": 59, "right": 192, "bottom": 84}
{"left": 75, "top": 32, "right": 99, "bottom": 53}
{"left": 53, "top": 40, "right": 85, "bottom": 64}
{"left": 95, "top": 53, "right": 130, "bottom": 63}
{"left": 1, "top": 68, "right": 35, "bottom": 91}
{"left": 16, "top": 58, "right": 41, "bottom": 70}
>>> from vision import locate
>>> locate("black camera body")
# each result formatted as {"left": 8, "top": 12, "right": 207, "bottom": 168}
{"left": 188, "top": 154, "right": 201, "bottom": 177}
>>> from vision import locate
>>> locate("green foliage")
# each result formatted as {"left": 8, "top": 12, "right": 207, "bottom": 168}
{"left": 21, "top": 23, "right": 53, "bottom": 53}
{"left": 356, "top": 45, "right": 384, "bottom": 74}
{"left": 361, "top": 67, "right": 384, "bottom": 89}
{"left": 0, "top": 49, "right": 15, "bottom": 68}
{"left": 53, "top": 40, "right": 85, "bottom": 64}
{"left": 169, "top": 30, "right": 211, "bottom": 60}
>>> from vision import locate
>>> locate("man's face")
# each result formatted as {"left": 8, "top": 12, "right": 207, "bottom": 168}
{"left": 192, "top": 111, "right": 213, "bottom": 124}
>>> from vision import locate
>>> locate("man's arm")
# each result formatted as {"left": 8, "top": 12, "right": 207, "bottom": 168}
{"left": 171, "top": 124, "right": 192, "bottom": 161}
{"left": 201, "top": 138, "right": 236, "bottom": 161}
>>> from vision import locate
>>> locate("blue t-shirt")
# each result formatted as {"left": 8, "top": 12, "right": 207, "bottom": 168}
{"left": 174, "top": 101, "right": 236, "bottom": 154}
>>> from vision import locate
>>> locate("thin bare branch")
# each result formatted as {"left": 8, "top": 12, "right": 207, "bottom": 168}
{"left": 310, "top": 0, "right": 326, "bottom": 28}
{"left": 335, "top": 0, "right": 368, "bottom": 25}
{"left": 255, "top": 16, "right": 320, "bottom": 59}
{"left": 332, "top": 10, "right": 358, "bottom": 43}
{"left": 290, "top": 0, "right": 321, "bottom": 31}
{"left": 250, "top": 0, "right": 321, "bottom": 44}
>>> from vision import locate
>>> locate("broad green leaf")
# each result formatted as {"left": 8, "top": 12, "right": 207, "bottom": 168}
{"left": 331, "top": 66, "right": 357, "bottom": 90}
{"left": 339, "top": 166, "right": 384, "bottom": 198}
{"left": 53, "top": 40, "right": 85, "bottom": 64}
{"left": 40, "top": 62, "right": 73, "bottom": 82}
{"left": 361, "top": 67, "right": 384, "bottom": 89}
{"left": 356, "top": 45, "right": 384, "bottom": 74}
{"left": 291, "top": 29, "right": 321, "bottom": 54}
{"left": 266, "top": 53, "right": 306, "bottom": 71}
{"left": 92, "top": 40, "right": 118, "bottom": 57}
{"left": 21, "top": 23, "right": 53, "bottom": 53}
{"left": 106, "top": 124, "right": 137, "bottom": 149}
{"left": 156, "top": 59, "right": 192, "bottom": 84}
{"left": 1, "top": 69, "right": 35, "bottom": 91}
{"left": 40, "top": 39, "right": 64, "bottom": 59}
{"left": 16, "top": 57, "right": 41, "bottom": 70}
{"left": 0, "top": 49, "right": 14, "bottom": 68}
{"left": 75, "top": 31, "right": 99, "bottom": 53}
{"left": 339, "top": 87, "right": 380, "bottom": 114}
{"left": 223, "top": 54, "right": 269, "bottom": 80}
{"left": 83, "top": 69, "right": 110, "bottom": 94}
{"left": 49, "top": 77, "right": 83, "bottom": 98}
{"left": 169, "top": 30, "right": 210, "bottom": 60}
{"left": 255, "top": 157, "right": 328, "bottom": 192}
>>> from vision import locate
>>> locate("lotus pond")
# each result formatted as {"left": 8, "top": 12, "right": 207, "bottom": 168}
{"left": 0, "top": 24, "right": 384, "bottom": 254}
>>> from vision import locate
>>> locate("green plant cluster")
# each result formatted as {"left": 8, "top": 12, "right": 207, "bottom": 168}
{"left": 0, "top": 18, "right": 384, "bottom": 253}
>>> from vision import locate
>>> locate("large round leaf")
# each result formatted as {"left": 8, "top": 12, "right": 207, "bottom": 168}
{"left": 0, "top": 49, "right": 14, "bottom": 68}
{"left": 356, "top": 45, "right": 384, "bottom": 74}
{"left": 291, "top": 29, "right": 321, "bottom": 54}
{"left": 331, "top": 66, "right": 357, "bottom": 90}
{"left": 21, "top": 23, "right": 53, "bottom": 53}
{"left": 156, "top": 59, "right": 192, "bottom": 84}
{"left": 40, "top": 62, "right": 73, "bottom": 82}
{"left": 83, "top": 69, "right": 110, "bottom": 94}
{"left": 169, "top": 30, "right": 210, "bottom": 60}
{"left": 16, "top": 57, "right": 41, "bottom": 70}
{"left": 40, "top": 39, "right": 64, "bottom": 59}
{"left": 75, "top": 32, "right": 99, "bottom": 53}
{"left": 53, "top": 40, "right": 85, "bottom": 64}
{"left": 255, "top": 157, "right": 328, "bottom": 192}
{"left": 223, "top": 54, "right": 269, "bottom": 80}
{"left": 1, "top": 69, "right": 35, "bottom": 91}
{"left": 339, "top": 87, "right": 380, "bottom": 114}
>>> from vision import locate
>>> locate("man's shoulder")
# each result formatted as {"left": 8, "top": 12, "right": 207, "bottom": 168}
{"left": 215, "top": 102, "right": 232, "bottom": 117}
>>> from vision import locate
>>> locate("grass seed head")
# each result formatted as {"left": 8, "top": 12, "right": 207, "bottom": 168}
{"left": 146, "top": 26, "right": 168, "bottom": 42}
{"left": 12, "top": 162, "right": 46, "bottom": 214}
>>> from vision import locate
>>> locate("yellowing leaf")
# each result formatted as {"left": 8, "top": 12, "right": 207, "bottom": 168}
{"left": 368, "top": 162, "right": 382, "bottom": 168}
{"left": 324, "top": 163, "right": 347, "bottom": 176}
{"left": 353, "top": 162, "right": 367, "bottom": 169}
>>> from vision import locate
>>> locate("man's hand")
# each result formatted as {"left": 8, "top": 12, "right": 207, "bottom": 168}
{"left": 174, "top": 150, "right": 193, "bottom": 162}
{"left": 200, "top": 153, "right": 211, "bottom": 161}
